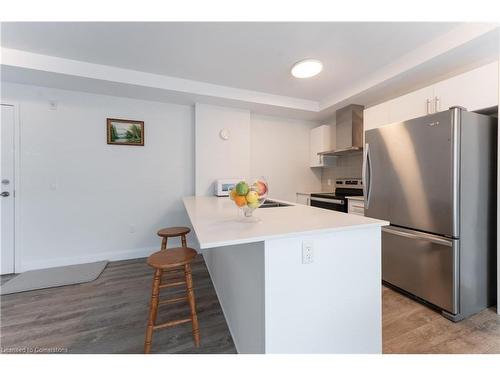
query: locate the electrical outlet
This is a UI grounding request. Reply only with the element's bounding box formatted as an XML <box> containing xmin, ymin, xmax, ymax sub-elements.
<box><xmin>302</xmin><ymin>241</ymin><xmax>314</xmax><ymax>264</ymax></box>
<box><xmin>129</xmin><ymin>224</ymin><xmax>136</xmax><ymax>234</ymax></box>
<box><xmin>327</xmin><ymin>179</ymin><xmax>332</xmax><ymax>186</ymax></box>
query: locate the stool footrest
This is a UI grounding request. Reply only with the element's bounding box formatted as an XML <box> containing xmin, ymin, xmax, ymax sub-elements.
<box><xmin>153</xmin><ymin>317</ymin><xmax>192</xmax><ymax>330</ymax></box>
<box><xmin>159</xmin><ymin>296</ymin><xmax>188</xmax><ymax>305</ymax></box>
<box><xmin>159</xmin><ymin>280</ymin><xmax>186</xmax><ymax>288</ymax></box>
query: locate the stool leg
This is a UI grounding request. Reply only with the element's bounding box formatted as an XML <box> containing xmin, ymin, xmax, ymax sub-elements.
<box><xmin>181</xmin><ymin>234</ymin><xmax>187</xmax><ymax>248</ymax></box>
<box><xmin>161</xmin><ymin>237</ymin><xmax>167</xmax><ymax>250</ymax></box>
<box><xmin>184</xmin><ymin>263</ymin><xmax>200</xmax><ymax>347</ymax></box>
<box><xmin>145</xmin><ymin>268</ymin><xmax>162</xmax><ymax>353</ymax></box>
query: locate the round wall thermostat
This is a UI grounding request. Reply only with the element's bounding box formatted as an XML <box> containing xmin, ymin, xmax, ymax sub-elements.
<box><xmin>219</xmin><ymin>129</ymin><xmax>230</xmax><ymax>140</ymax></box>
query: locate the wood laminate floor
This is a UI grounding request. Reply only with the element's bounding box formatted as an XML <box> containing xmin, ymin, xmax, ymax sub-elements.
<box><xmin>1</xmin><ymin>256</ymin><xmax>499</xmax><ymax>354</ymax></box>
<box><xmin>382</xmin><ymin>286</ymin><xmax>500</xmax><ymax>354</ymax></box>
<box><xmin>0</xmin><ymin>256</ymin><xmax>236</xmax><ymax>354</ymax></box>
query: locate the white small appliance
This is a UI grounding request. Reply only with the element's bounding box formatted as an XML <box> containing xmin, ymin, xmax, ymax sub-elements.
<box><xmin>215</xmin><ymin>179</ymin><xmax>242</xmax><ymax>197</ymax></box>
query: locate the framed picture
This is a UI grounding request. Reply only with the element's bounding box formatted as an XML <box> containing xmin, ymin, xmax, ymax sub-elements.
<box><xmin>107</xmin><ymin>118</ymin><xmax>144</xmax><ymax>146</ymax></box>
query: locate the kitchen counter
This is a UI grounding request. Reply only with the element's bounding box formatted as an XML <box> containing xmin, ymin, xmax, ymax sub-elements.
<box><xmin>183</xmin><ymin>196</ymin><xmax>386</xmax><ymax>249</ymax></box>
<box><xmin>296</xmin><ymin>191</ymin><xmax>330</xmax><ymax>195</ymax></box>
<box><xmin>183</xmin><ymin>196</ymin><xmax>388</xmax><ymax>354</ymax></box>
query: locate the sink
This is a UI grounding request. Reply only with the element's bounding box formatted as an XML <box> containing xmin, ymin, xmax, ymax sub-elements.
<box><xmin>260</xmin><ymin>199</ymin><xmax>292</xmax><ymax>208</ymax></box>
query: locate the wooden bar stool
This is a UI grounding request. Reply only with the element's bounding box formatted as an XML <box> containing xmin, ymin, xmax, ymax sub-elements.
<box><xmin>144</xmin><ymin>247</ymin><xmax>200</xmax><ymax>353</ymax></box>
<box><xmin>157</xmin><ymin>227</ymin><xmax>191</xmax><ymax>250</ymax></box>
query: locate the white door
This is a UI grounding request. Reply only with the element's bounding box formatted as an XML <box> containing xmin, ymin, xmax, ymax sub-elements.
<box><xmin>1</xmin><ymin>104</ymin><xmax>16</xmax><ymax>274</ymax></box>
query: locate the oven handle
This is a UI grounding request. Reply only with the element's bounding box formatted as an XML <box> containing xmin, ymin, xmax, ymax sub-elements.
<box><xmin>310</xmin><ymin>197</ymin><xmax>345</xmax><ymax>205</ymax></box>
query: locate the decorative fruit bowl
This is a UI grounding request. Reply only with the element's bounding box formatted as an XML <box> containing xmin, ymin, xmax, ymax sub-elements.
<box><xmin>229</xmin><ymin>178</ymin><xmax>268</xmax><ymax>221</ymax></box>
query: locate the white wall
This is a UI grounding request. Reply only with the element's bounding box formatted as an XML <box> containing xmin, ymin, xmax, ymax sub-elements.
<box><xmin>2</xmin><ymin>83</ymin><xmax>194</xmax><ymax>272</ymax></box>
<box><xmin>2</xmin><ymin>87</ymin><xmax>321</xmax><ymax>272</ymax></box>
<box><xmin>194</xmin><ymin>105</ymin><xmax>321</xmax><ymax>201</ymax></box>
<box><xmin>195</xmin><ymin>103</ymin><xmax>250</xmax><ymax>196</ymax></box>
<box><xmin>250</xmin><ymin>114</ymin><xmax>321</xmax><ymax>202</ymax></box>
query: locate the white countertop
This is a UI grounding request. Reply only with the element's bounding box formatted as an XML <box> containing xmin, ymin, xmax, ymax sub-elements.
<box><xmin>346</xmin><ymin>196</ymin><xmax>365</xmax><ymax>201</ymax></box>
<box><xmin>296</xmin><ymin>191</ymin><xmax>329</xmax><ymax>195</ymax></box>
<box><xmin>183</xmin><ymin>196</ymin><xmax>388</xmax><ymax>249</ymax></box>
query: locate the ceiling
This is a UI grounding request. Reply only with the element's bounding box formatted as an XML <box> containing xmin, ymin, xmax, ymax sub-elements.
<box><xmin>1</xmin><ymin>22</ymin><xmax>462</xmax><ymax>101</ymax></box>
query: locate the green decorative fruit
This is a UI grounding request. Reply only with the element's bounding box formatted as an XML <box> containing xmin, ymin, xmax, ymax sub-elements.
<box><xmin>235</xmin><ymin>181</ymin><xmax>249</xmax><ymax>196</ymax></box>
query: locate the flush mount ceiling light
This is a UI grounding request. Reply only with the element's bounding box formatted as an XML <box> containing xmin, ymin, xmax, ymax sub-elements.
<box><xmin>291</xmin><ymin>59</ymin><xmax>323</xmax><ymax>78</ymax></box>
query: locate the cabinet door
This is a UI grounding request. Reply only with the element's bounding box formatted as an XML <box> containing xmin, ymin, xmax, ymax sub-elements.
<box><xmin>309</xmin><ymin>125</ymin><xmax>330</xmax><ymax>167</ymax></box>
<box><xmin>348</xmin><ymin>200</ymin><xmax>365</xmax><ymax>216</ymax></box>
<box><xmin>433</xmin><ymin>61</ymin><xmax>499</xmax><ymax>112</ymax></box>
<box><xmin>388</xmin><ymin>86</ymin><xmax>434</xmax><ymax>124</ymax></box>
<box><xmin>364</xmin><ymin>103</ymin><xmax>389</xmax><ymax>131</ymax></box>
<box><xmin>296</xmin><ymin>193</ymin><xmax>310</xmax><ymax>205</ymax></box>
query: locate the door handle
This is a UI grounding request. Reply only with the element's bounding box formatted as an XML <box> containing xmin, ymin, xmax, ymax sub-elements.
<box><xmin>363</xmin><ymin>143</ymin><xmax>372</xmax><ymax>209</ymax></box>
<box><xmin>362</xmin><ymin>145</ymin><xmax>368</xmax><ymax>201</ymax></box>
<box><xmin>426</xmin><ymin>99</ymin><xmax>432</xmax><ymax>114</ymax></box>
<box><xmin>382</xmin><ymin>226</ymin><xmax>453</xmax><ymax>247</ymax></box>
<box><xmin>434</xmin><ymin>96</ymin><xmax>440</xmax><ymax>113</ymax></box>
<box><xmin>1</xmin><ymin>191</ymin><xmax>10</xmax><ymax>197</ymax></box>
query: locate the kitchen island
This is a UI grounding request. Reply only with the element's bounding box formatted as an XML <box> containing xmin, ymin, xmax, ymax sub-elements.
<box><xmin>183</xmin><ymin>196</ymin><xmax>388</xmax><ymax>354</ymax></box>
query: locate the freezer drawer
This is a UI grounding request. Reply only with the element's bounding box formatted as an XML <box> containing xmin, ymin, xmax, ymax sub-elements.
<box><xmin>382</xmin><ymin>226</ymin><xmax>458</xmax><ymax>314</ymax></box>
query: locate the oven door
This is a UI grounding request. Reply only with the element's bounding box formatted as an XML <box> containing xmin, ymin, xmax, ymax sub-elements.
<box><xmin>310</xmin><ymin>197</ymin><xmax>347</xmax><ymax>212</ymax></box>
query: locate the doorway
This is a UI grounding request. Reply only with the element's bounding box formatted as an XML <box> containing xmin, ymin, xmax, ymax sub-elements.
<box><xmin>1</xmin><ymin>104</ymin><xmax>16</xmax><ymax>274</ymax></box>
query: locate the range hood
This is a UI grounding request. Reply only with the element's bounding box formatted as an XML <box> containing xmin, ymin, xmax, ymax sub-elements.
<box><xmin>319</xmin><ymin>104</ymin><xmax>364</xmax><ymax>156</ymax></box>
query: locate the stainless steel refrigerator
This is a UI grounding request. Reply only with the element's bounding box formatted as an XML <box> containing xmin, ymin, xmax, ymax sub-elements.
<box><xmin>364</xmin><ymin>106</ymin><xmax>497</xmax><ymax>321</ymax></box>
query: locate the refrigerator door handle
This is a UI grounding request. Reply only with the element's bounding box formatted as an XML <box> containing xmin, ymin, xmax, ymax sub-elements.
<box><xmin>363</xmin><ymin>143</ymin><xmax>372</xmax><ymax>209</ymax></box>
<box><xmin>362</xmin><ymin>145</ymin><xmax>368</xmax><ymax>200</ymax></box>
<box><xmin>382</xmin><ymin>226</ymin><xmax>453</xmax><ymax>247</ymax></box>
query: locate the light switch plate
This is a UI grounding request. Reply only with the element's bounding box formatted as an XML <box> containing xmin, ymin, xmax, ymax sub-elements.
<box><xmin>302</xmin><ymin>240</ymin><xmax>314</xmax><ymax>264</ymax></box>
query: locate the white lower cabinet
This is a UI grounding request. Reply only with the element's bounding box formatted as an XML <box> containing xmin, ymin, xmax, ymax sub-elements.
<box><xmin>296</xmin><ymin>193</ymin><xmax>310</xmax><ymax>205</ymax></box>
<box><xmin>348</xmin><ymin>199</ymin><xmax>365</xmax><ymax>216</ymax></box>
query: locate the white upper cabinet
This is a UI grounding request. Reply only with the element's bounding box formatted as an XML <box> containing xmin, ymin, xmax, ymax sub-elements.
<box><xmin>433</xmin><ymin>61</ymin><xmax>499</xmax><ymax>112</ymax></box>
<box><xmin>364</xmin><ymin>102</ymin><xmax>389</xmax><ymax>131</ymax></box>
<box><xmin>310</xmin><ymin>124</ymin><xmax>331</xmax><ymax>167</ymax></box>
<box><xmin>364</xmin><ymin>61</ymin><xmax>499</xmax><ymax>131</ymax></box>
<box><xmin>387</xmin><ymin>86</ymin><xmax>434</xmax><ymax>124</ymax></box>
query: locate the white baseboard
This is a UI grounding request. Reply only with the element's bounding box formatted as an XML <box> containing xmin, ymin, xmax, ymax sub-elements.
<box><xmin>16</xmin><ymin>246</ymin><xmax>158</xmax><ymax>273</ymax></box>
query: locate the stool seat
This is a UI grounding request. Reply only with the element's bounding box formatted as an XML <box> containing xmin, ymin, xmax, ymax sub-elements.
<box><xmin>157</xmin><ymin>226</ymin><xmax>190</xmax><ymax>238</ymax></box>
<box><xmin>147</xmin><ymin>247</ymin><xmax>197</xmax><ymax>269</ymax></box>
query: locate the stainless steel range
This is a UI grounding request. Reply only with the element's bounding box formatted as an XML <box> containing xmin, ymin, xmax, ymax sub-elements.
<box><xmin>310</xmin><ymin>178</ymin><xmax>363</xmax><ymax>212</ymax></box>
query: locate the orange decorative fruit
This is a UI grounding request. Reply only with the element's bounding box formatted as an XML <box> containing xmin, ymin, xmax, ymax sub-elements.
<box><xmin>234</xmin><ymin>195</ymin><xmax>247</xmax><ymax>207</ymax></box>
<box><xmin>229</xmin><ymin>189</ymin><xmax>237</xmax><ymax>201</ymax></box>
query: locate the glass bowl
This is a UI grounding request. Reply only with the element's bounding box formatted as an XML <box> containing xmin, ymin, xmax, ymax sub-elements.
<box><xmin>229</xmin><ymin>177</ymin><xmax>268</xmax><ymax>222</ymax></box>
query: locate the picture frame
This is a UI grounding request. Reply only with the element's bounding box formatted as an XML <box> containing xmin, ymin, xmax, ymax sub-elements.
<box><xmin>107</xmin><ymin>118</ymin><xmax>144</xmax><ymax>146</ymax></box>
